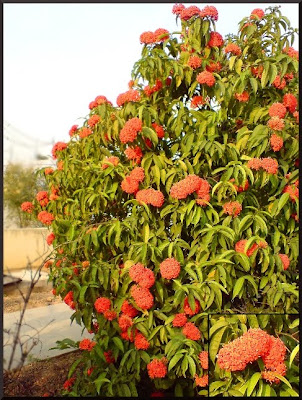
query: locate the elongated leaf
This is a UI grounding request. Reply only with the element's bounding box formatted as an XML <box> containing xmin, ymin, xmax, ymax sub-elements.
<box><xmin>210</xmin><ymin>326</ymin><xmax>227</xmax><ymax>364</ymax></box>
<box><xmin>289</xmin><ymin>344</ymin><xmax>299</xmax><ymax>367</ymax></box>
<box><xmin>247</xmin><ymin>372</ymin><xmax>261</xmax><ymax>396</ymax></box>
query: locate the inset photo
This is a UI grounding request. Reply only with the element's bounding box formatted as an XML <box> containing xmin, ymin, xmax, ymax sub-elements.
<box><xmin>209</xmin><ymin>314</ymin><xmax>299</xmax><ymax>397</ymax></box>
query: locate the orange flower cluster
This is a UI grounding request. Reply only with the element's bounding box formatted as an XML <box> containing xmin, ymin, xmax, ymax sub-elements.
<box><xmin>79</xmin><ymin>338</ymin><xmax>96</xmax><ymax>351</ymax></box>
<box><xmin>187</xmin><ymin>55</ymin><xmax>202</xmax><ymax>69</ymax></box>
<box><xmin>69</xmin><ymin>124</ymin><xmax>78</xmax><ymax>137</ymax></box>
<box><xmin>206</xmin><ymin>60</ymin><xmax>222</xmax><ymax>72</ymax></box>
<box><xmin>130</xmin><ymin>285</ymin><xmax>154</xmax><ymax>310</ymax></box>
<box><xmin>82</xmin><ymin>261</ymin><xmax>90</xmax><ymax>268</ymax></box>
<box><xmin>118</xmin><ymin>313</ymin><xmax>133</xmax><ymax>331</ymax></box>
<box><xmin>262</xmin><ymin>336</ymin><xmax>287</xmax><ymax>383</ymax></box>
<box><xmin>63</xmin><ymin>377</ymin><xmax>75</xmax><ymax>391</ymax></box>
<box><xmin>270</xmin><ymin>134</ymin><xmax>284</xmax><ymax>151</ymax></box>
<box><xmin>104</xmin><ymin>350</ymin><xmax>115</xmax><ymax>363</ymax></box>
<box><xmin>283</xmin><ymin>46</ymin><xmax>299</xmax><ymax>60</ymax></box>
<box><xmin>199</xmin><ymin>351</ymin><xmax>209</xmax><ymax>370</ymax></box>
<box><xmin>208</xmin><ymin>31</ymin><xmax>224</xmax><ymax>48</ymax></box>
<box><xmin>293</xmin><ymin>111</ymin><xmax>299</xmax><ymax>123</ymax></box>
<box><xmin>120</xmin><ymin>117</ymin><xmax>143</xmax><ymax>144</ymax></box>
<box><xmin>103</xmin><ymin>310</ymin><xmax>117</xmax><ymax>321</ymax></box>
<box><xmin>235</xmin><ymin>239</ymin><xmax>258</xmax><ymax>257</ymax></box>
<box><xmin>229</xmin><ymin>178</ymin><xmax>249</xmax><ymax>192</ymax></box>
<box><xmin>223</xmin><ymin>201</ymin><xmax>242</xmax><ymax>217</ymax></box>
<box><xmin>102</xmin><ymin>156</ymin><xmax>119</xmax><ymax>170</ymax></box>
<box><xmin>172</xmin><ymin>4</ymin><xmax>185</xmax><ymax>15</ymax></box>
<box><xmin>140</xmin><ymin>29</ymin><xmax>169</xmax><ymax>44</ymax></box>
<box><xmin>52</xmin><ymin>142</ymin><xmax>67</xmax><ymax>159</ymax></box>
<box><xmin>36</xmin><ymin>191</ymin><xmax>49</xmax><ymax>207</ymax></box>
<box><xmin>121</xmin><ymin>299</ymin><xmax>139</xmax><ymax>318</ymax></box>
<box><xmin>279</xmin><ymin>253</ymin><xmax>290</xmax><ymax>270</ymax></box>
<box><xmin>129</xmin><ymin>166</ymin><xmax>145</xmax><ymax>182</ymax></box>
<box><xmin>79</xmin><ymin>127</ymin><xmax>92</xmax><ymax>139</ymax></box>
<box><xmin>224</xmin><ymin>43</ymin><xmax>241</xmax><ymax>55</ymax></box>
<box><xmin>121</xmin><ymin>177</ymin><xmax>139</xmax><ymax>194</ymax></box>
<box><xmin>273</xmin><ymin>75</ymin><xmax>286</xmax><ymax>90</ymax></box>
<box><xmin>250</xmin><ymin>8</ymin><xmax>264</xmax><ymax>19</ymax></box>
<box><xmin>152</xmin><ymin>122</ymin><xmax>165</xmax><ymax>138</ymax></box>
<box><xmin>116</xmin><ymin>89</ymin><xmax>141</xmax><ymax>107</ymax></box>
<box><xmin>268</xmin><ymin>102</ymin><xmax>287</xmax><ymax>118</ymax></box>
<box><xmin>184</xmin><ymin>297</ymin><xmax>200</xmax><ymax>315</ymax></box>
<box><xmin>267</xmin><ymin>117</ymin><xmax>285</xmax><ymax>131</ymax></box>
<box><xmin>251</xmin><ymin>65</ymin><xmax>263</xmax><ymax>79</ymax></box>
<box><xmin>172</xmin><ymin>313</ymin><xmax>187</xmax><ymax>327</ymax></box>
<box><xmin>170</xmin><ymin>174</ymin><xmax>203</xmax><ymax>199</ymax></box>
<box><xmin>179</xmin><ymin>5</ymin><xmax>201</xmax><ymax>21</ymax></box>
<box><xmin>144</xmin><ymin>79</ymin><xmax>163</xmax><ymax>97</ymax></box>
<box><xmin>283</xmin><ymin>93</ymin><xmax>297</xmax><ymax>113</ymax></box>
<box><xmin>247</xmin><ymin>157</ymin><xmax>278</xmax><ymax>174</ymax></box>
<box><xmin>191</xmin><ymin>95</ymin><xmax>204</xmax><ymax>108</ymax></box>
<box><xmin>235</xmin><ymin>92</ymin><xmax>249</xmax><ymax>102</ymax></box>
<box><xmin>200</xmin><ymin>5</ymin><xmax>218</xmax><ymax>21</ymax></box>
<box><xmin>129</xmin><ymin>263</ymin><xmax>155</xmax><ymax>288</ymax></box>
<box><xmin>46</xmin><ymin>233</ymin><xmax>55</xmax><ymax>246</ymax></box>
<box><xmin>87</xmin><ymin>115</ymin><xmax>101</xmax><ymax>128</ymax></box>
<box><xmin>64</xmin><ymin>291</ymin><xmax>75</xmax><ymax>310</ymax></box>
<box><xmin>136</xmin><ymin>188</ymin><xmax>165</xmax><ymax>207</ymax></box>
<box><xmin>94</xmin><ymin>297</ymin><xmax>111</xmax><ymax>313</ymax></box>
<box><xmin>283</xmin><ymin>184</ymin><xmax>299</xmax><ymax>201</ymax></box>
<box><xmin>182</xmin><ymin>322</ymin><xmax>201</xmax><ymax>340</ymax></box>
<box><xmin>196</xmin><ymin>71</ymin><xmax>216</xmax><ymax>87</ymax></box>
<box><xmin>147</xmin><ymin>358</ymin><xmax>168</xmax><ymax>379</ymax></box>
<box><xmin>134</xmin><ymin>332</ymin><xmax>150</xmax><ymax>350</ymax></box>
<box><xmin>44</xmin><ymin>167</ymin><xmax>54</xmax><ymax>175</ymax></box>
<box><xmin>38</xmin><ymin>211</ymin><xmax>54</xmax><ymax>225</ymax></box>
<box><xmin>89</xmin><ymin>95</ymin><xmax>112</xmax><ymax>110</ymax></box>
<box><xmin>57</xmin><ymin>160</ymin><xmax>64</xmax><ymax>170</ymax></box>
<box><xmin>195</xmin><ymin>374</ymin><xmax>208</xmax><ymax>387</ymax></box>
<box><xmin>125</xmin><ymin>146</ymin><xmax>143</xmax><ymax>164</ymax></box>
<box><xmin>160</xmin><ymin>258</ymin><xmax>181</xmax><ymax>279</ymax></box>
<box><xmin>21</xmin><ymin>201</ymin><xmax>34</xmax><ymax>213</ymax></box>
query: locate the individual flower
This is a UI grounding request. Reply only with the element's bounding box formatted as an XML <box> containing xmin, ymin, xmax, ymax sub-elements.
<box><xmin>268</xmin><ymin>102</ymin><xmax>287</xmax><ymax>118</ymax></box>
<box><xmin>223</xmin><ymin>201</ymin><xmax>242</xmax><ymax>217</ymax></box>
<box><xmin>134</xmin><ymin>332</ymin><xmax>150</xmax><ymax>350</ymax></box>
<box><xmin>196</xmin><ymin>71</ymin><xmax>216</xmax><ymax>87</ymax></box>
<box><xmin>52</xmin><ymin>142</ymin><xmax>67</xmax><ymax>159</ymax></box>
<box><xmin>44</xmin><ymin>167</ymin><xmax>54</xmax><ymax>175</ymax></box>
<box><xmin>130</xmin><ymin>285</ymin><xmax>154</xmax><ymax>310</ymax></box>
<box><xmin>87</xmin><ymin>115</ymin><xmax>101</xmax><ymax>127</ymax></box>
<box><xmin>267</xmin><ymin>117</ymin><xmax>285</xmax><ymax>131</ymax></box>
<box><xmin>136</xmin><ymin>189</ymin><xmax>165</xmax><ymax>207</ymax></box>
<box><xmin>235</xmin><ymin>92</ymin><xmax>249</xmax><ymax>102</ymax></box>
<box><xmin>283</xmin><ymin>93</ymin><xmax>297</xmax><ymax>113</ymax></box>
<box><xmin>187</xmin><ymin>55</ymin><xmax>202</xmax><ymax>69</ymax></box>
<box><xmin>21</xmin><ymin>202</ymin><xmax>34</xmax><ymax>213</ymax></box>
<box><xmin>69</xmin><ymin>124</ymin><xmax>78</xmax><ymax>137</ymax></box>
<box><xmin>118</xmin><ymin>314</ymin><xmax>133</xmax><ymax>331</ymax></box>
<box><xmin>200</xmin><ymin>5</ymin><xmax>218</xmax><ymax>21</ymax></box>
<box><xmin>273</xmin><ymin>75</ymin><xmax>286</xmax><ymax>90</ymax></box>
<box><xmin>147</xmin><ymin>359</ymin><xmax>168</xmax><ymax>379</ymax></box>
<box><xmin>270</xmin><ymin>134</ymin><xmax>284</xmax><ymax>151</ymax></box>
<box><xmin>125</xmin><ymin>146</ymin><xmax>143</xmax><ymax>164</ymax></box>
<box><xmin>38</xmin><ymin>211</ymin><xmax>54</xmax><ymax>225</ymax></box>
<box><xmin>121</xmin><ymin>300</ymin><xmax>139</xmax><ymax>318</ymax></box>
<box><xmin>160</xmin><ymin>258</ymin><xmax>181</xmax><ymax>279</ymax></box>
<box><xmin>208</xmin><ymin>32</ymin><xmax>224</xmax><ymax>48</ymax></box>
<box><xmin>279</xmin><ymin>254</ymin><xmax>290</xmax><ymax>270</ymax></box>
<box><xmin>102</xmin><ymin>156</ymin><xmax>119</xmax><ymax>170</ymax></box>
<box><xmin>183</xmin><ymin>297</ymin><xmax>200</xmax><ymax>315</ymax></box>
<box><xmin>94</xmin><ymin>297</ymin><xmax>111</xmax><ymax>313</ymax></box>
<box><xmin>250</xmin><ymin>8</ymin><xmax>264</xmax><ymax>19</ymax></box>
<box><xmin>119</xmin><ymin>117</ymin><xmax>143</xmax><ymax>144</ymax></box>
<box><xmin>121</xmin><ymin>177</ymin><xmax>139</xmax><ymax>194</ymax></box>
<box><xmin>172</xmin><ymin>313</ymin><xmax>187</xmax><ymax>327</ymax></box>
<box><xmin>191</xmin><ymin>95</ymin><xmax>204</xmax><ymax>108</ymax></box>
<box><xmin>79</xmin><ymin>127</ymin><xmax>93</xmax><ymax>139</ymax></box>
<box><xmin>180</xmin><ymin>5</ymin><xmax>201</xmax><ymax>21</ymax></box>
<box><xmin>195</xmin><ymin>374</ymin><xmax>208</xmax><ymax>387</ymax></box>
<box><xmin>224</xmin><ymin>43</ymin><xmax>241</xmax><ymax>55</ymax></box>
<box><xmin>151</xmin><ymin>123</ymin><xmax>165</xmax><ymax>139</ymax></box>
<box><xmin>182</xmin><ymin>322</ymin><xmax>201</xmax><ymax>340</ymax></box>
<box><xmin>116</xmin><ymin>89</ymin><xmax>141</xmax><ymax>107</ymax></box>
<box><xmin>199</xmin><ymin>351</ymin><xmax>209</xmax><ymax>370</ymax></box>
<box><xmin>79</xmin><ymin>338</ymin><xmax>96</xmax><ymax>351</ymax></box>
<box><xmin>46</xmin><ymin>233</ymin><xmax>55</xmax><ymax>246</ymax></box>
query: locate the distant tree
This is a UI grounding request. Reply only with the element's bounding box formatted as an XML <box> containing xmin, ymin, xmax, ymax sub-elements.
<box><xmin>4</xmin><ymin>163</ymin><xmax>47</xmax><ymax>227</ymax></box>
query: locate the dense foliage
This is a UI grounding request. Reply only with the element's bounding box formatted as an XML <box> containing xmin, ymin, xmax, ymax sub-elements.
<box><xmin>22</xmin><ymin>4</ymin><xmax>298</xmax><ymax>397</ymax></box>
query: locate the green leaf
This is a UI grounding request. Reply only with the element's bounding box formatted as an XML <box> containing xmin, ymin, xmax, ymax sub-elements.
<box><xmin>250</xmin><ymin>77</ymin><xmax>258</xmax><ymax>94</ymax></box>
<box><xmin>168</xmin><ymin>353</ymin><xmax>184</xmax><ymax>371</ymax></box>
<box><xmin>247</xmin><ymin>372</ymin><xmax>261</xmax><ymax>396</ymax></box>
<box><xmin>229</xmin><ymin>55</ymin><xmax>237</xmax><ymax>71</ymax></box>
<box><xmin>187</xmin><ymin>356</ymin><xmax>196</xmax><ymax>378</ymax></box>
<box><xmin>276</xmin><ymin>193</ymin><xmax>290</xmax><ymax>214</ymax></box>
<box><xmin>289</xmin><ymin>344</ymin><xmax>299</xmax><ymax>368</ymax></box>
<box><xmin>273</xmin><ymin>374</ymin><xmax>292</xmax><ymax>388</ymax></box>
<box><xmin>210</xmin><ymin>326</ymin><xmax>227</xmax><ymax>364</ymax></box>
<box><xmin>232</xmin><ymin>277</ymin><xmax>245</xmax><ymax>299</ymax></box>
<box><xmin>112</xmin><ymin>337</ymin><xmax>124</xmax><ymax>352</ymax></box>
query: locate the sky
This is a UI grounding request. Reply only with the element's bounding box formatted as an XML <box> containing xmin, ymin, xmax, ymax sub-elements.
<box><xmin>3</xmin><ymin>2</ymin><xmax>299</xmax><ymax>163</ymax></box>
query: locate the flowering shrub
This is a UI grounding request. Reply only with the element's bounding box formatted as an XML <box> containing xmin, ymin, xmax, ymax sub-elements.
<box><xmin>22</xmin><ymin>3</ymin><xmax>298</xmax><ymax>397</ymax></box>
<box><xmin>209</xmin><ymin>314</ymin><xmax>299</xmax><ymax>397</ymax></box>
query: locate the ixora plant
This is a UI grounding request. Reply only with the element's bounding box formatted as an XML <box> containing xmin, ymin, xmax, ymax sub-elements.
<box><xmin>21</xmin><ymin>4</ymin><xmax>298</xmax><ymax>397</ymax></box>
<box><xmin>209</xmin><ymin>314</ymin><xmax>299</xmax><ymax>397</ymax></box>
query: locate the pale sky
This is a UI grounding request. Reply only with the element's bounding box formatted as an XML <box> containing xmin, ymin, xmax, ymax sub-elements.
<box><xmin>3</xmin><ymin>2</ymin><xmax>299</xmax><ymax>161</ymax></box>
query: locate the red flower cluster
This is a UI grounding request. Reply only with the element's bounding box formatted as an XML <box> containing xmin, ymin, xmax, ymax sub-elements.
<box><xmin>44</xmin><ymin>167</ymin><xmax>54</xmax><ymax>175</ymax></box>
<box><xmin>224</xmin><ymin>43</ymin><xmax>241</xmax><ymax>55</ymax></box>
<box><xmin>273</xmin><ymin>75</ymin><xmax>286</xmax><ymax>90</ymax></box>
<box><xmin>191</xmin><ymin>95</ymin><xmax>204</xmax><ymax>108</ymax></box>
<box><xmin>283</xmin><ymin>184</ymin><xmax>299</xmax><ymax>202</ymax></box>
<box><xmin>147</xmin><ymin>358</ymin><xmax>168</xmax><ymax>379</ymax></box>
<box><xmin>118</xmin><ymin>313</ymin><xmax>133</xmax><ymax>331</ymax></box>
<box><xmin>251</xmin><ymin>65</ymin><xmax>263</xmax><ymax>79</ymax></box>
<box><xmin>136</xmin><ymin>189</ymin><xmax>165</xmax><ymax>207</ymax></box>
<box><xmin>69</xmin><ymin>124</ymin><xmax>78</xmax><ymax>137</ymax></box>
<box><xmin>172</xmin><ymin>313</ymin><xmax>187</xmax><ymax>327</ymax></box>
<box><xmin>199</xmin><ymin>351</ymin><xmax>209</xmax><ymax>370</ymax></box>
<box><xmin>36</xmin><ymin>191</ymin><xmax>49</xmax><ymax>207</ymax></box>
<box><xmin>250</xmin><ymin>8</ymin><xmax>264</xmax><ymax>19</ymax></box>
<box><xmin>170</xmin><ymin>174</ymin><xmax>203</xmax><ymax>199</ymax></box>
<box><xmin>267</xmin><ymin>117</ymin><xmax>285</xmax><ymax>131</ymax></box>
<box><xmin>283</xmin><ymin>46</ymin><xmax>299</xmax><ymax>60</ymax></box>
<box><xmin>134</xmin><ymin>332</ymin><xmax>150</xmax><ymax>350</ymax></box>
<box><xmin>293</xmin><ymin>111</ymin><xmax>299</xmax><ymax>123</ymax></box>
<box><xmin>196</xmin><ymin>71</ymin><xmax>216</xmax><ymax>87</ymax></box>
<box><xmin>152</xmin><ymin>123</ymin><xmax>165</xmax><ymax>139</ymax></box>
<box><xmin>129</xmin><ymin>263</ymin><xmax>155</xmax><ymax>288</ymax></box>
<box><xmin>200</xmin><ymin>5</ymin><xmax>218</xmax><ymax>21</ymax></box>
<box><xmin>208</xmin><ymin>32</ymin><xmax>224</xmax><ymax>48</ymax></box>
<box><xmin>103</xmin><ymin>310</ymin><xmax>117</xmax><ymax>321</ymax></box>
<box><xmin>179</xmin><ymin>5</ymin><xmax>201</xmax><ymax>21</ymax></box>
<box><xmin>140</xmin><ymin>29</ymin><xmax>169</xmax><ymax>44</ymax></box>
<box><xmin>52</xmin><ymin>142</ymin><xmax>67</xmax><ymax>159</ymax></box>
<box><xmin>89</xmin><ymin>95</ymin><xmax>112</xmax><ymax>110</ymax></box>
<box><xmin>104</xmin><ymin>350</ymin><xmax>115</xmax><ymax>363</ymax></box>
<box><xmin>144</xmin><ymin>79</ymin><xmax>163</xmax><ymax>97</ymax></box>
<box><xmin>182</xmin><ymin>322</ymin><xmax>201</xmax><ymax>340</ymax></box>
<box><xmin>172</xmin><ymin>4</ymin><xmax>185</xmax><ymax>15</ymax></box>
<box><xmin>79</xmin><ymin>338</ymin><xmax>96</xmax><ymax>351</ymax></box>
<box><xmin>235</xmin><ymin>92</ymin><xmax>249</xmax><ymax>102</ymax></box>
<box><xmin>187</xmin><ymin>55</ymin><xmax>202</xmax><ymax>69</ymax></box>
<box><xmin>129</xmin><ymin>167</ymin><xmax>145</xmax><ymax>182</ymax></box>
<box><xmin>195</xmin><ymin>374</ymin><xmax>208</xmax><ymax>387</ymax></box>
<box><xmin>121</xmin><ymin>167</ymin><xmax>145</xmax><ymax>194</ymax></box>
<box><xmin>125</xmin><ymin>146</ymin><xmax>143</xmax><ymax>164</ymax></box>
<box><xmin>64</xmin><ymin>291</ymin><xmax>75</xmax><ymax>310</ymax></box>
<box><xmin>160</xmin><ymin>258</ymin><xmax>181</xmax><ymax>279</ymax></box>
<box><xmin>206</xmin><ymin>60</ymin><xmax>222</xmax><ymax>72</ymax></box>
<box><xmin>268</xmin><ymin>102</ymin><xmax>287</xmax><ymax>118</ymax></box>
<box><xmin>235</xmin><ymin>239</ymin><xmax>258</xmax><ymax>257</ymax></box>
<box><xmin>130</xmin><ymin>285</ymin><xmax>154</xmax><ymax>310</ymax></box>
<box><xmin>283</xmin><ymin>93</ymin><xmax>297</xmax><ymax>113</ymax></box>
<box><xmin>102</xmin><ymin>156</ymin><xmax>119</xmax><ymax>170</ymax></box>
<box><xmin>46</xmin><ymin>233</ymin><xmax>55</xmax><ymax>246</ymax></box>
<box><xmin>63</xmin><ymin>377</ymin><xmax>75</xmax><ymax>391</ymax></box>
<box><xmin>94</xmin><ymin>297</ymin><xmax>111</xmax><ymax>313</ymax></box>
<box><xmin>223</xmin><ymin>201</ymin><xmax>242</xmax><ymax>217</ymax></box>
<box><xmin>262</xmin><ymin>336</ymin><xmax>287</xmax><ymax>383</ymax></box>
<box><xmin>270</xmin><ymin>134</ymin><xmax>284</xmax><ymax>151</ymax></box>
<box><xmin>79</xmin><ymin>127</ymin><xmax>92</xmax><ymax>139</ymax></box>
<box><xmin>183</xmin><ymin>297</ymin><xmax>200</xmax><ymax>315</ymax></box>
<box><xmin>120</xmin><ymin>118</ymin><xmax>143</xmax><ymax>143</ymax></box>
<box><xmin>38</xmin><ymin>211</ymin><xmax>54</xmax><ymax>225</ymax></box>
<box><xmin>247</xmin><ymin>157</ymin><xmax>278</xmax><ymax>174</ymax></box>
<box><xmin>116</xmin><ymin>89</ymin><xmax>141</xmax><ymax>107</ymax></box>
<box><xmin>88</xmin><ymin>115</ymin><xmax>101</xmax><ymax>128</ymax></box>
<box><xmin>279</xmin><ymin>253</ymin><xmax>290</xmax><ymax>270</ymax></box>
<box><xmin>21</xmin><ymin>201</ymin><xmax>34</xmax><ymax>213</ymax></box>
<box><xmin>121</xmin><ymin>300</ymin><xmax>139</xmax><ymax>318</ymax></box>
<box><xmin>229</xmin><ymin>178</ymin><xmax>249</xmax><ymax>192</ymax></box>
<box><xmin>57</xmin><ymin>161</ymin><xmax>64</xmax><ymax>171</ymax></box>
